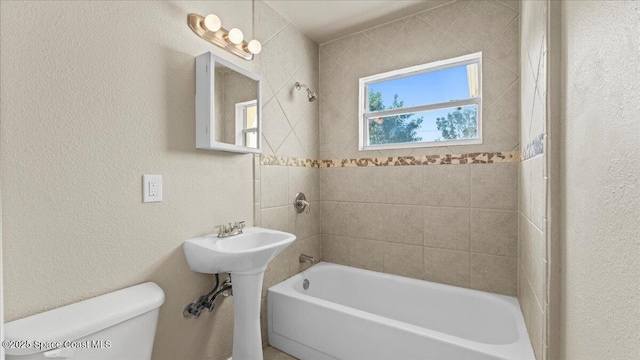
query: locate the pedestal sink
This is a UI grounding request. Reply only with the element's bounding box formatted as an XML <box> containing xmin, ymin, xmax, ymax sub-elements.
<box><xmin>183</xmin><ymin>227</ymin><xmax>296</xmax><ymax>360</ymax></box>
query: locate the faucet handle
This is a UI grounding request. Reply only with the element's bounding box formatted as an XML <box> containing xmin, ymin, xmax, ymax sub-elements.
<box><xmin>293</xmin><ymin>193</ymin><xmax>311</xmax><ymax>214</ymax></box>
<box><xmin>215</xmin><ymin>224</ymin><xmax>227</xmax><ymax>237</ymax></box>
<box><xmin>237</xmin><ymin>221</ymin><xmax>246</xmax><ymax>229</ymax></box>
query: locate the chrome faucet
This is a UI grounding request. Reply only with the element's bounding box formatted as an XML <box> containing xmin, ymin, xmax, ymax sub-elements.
<box><xmin>216</xmin><ymin>221</ymin><xmax>246</xmax><ymax>238</ymax></box>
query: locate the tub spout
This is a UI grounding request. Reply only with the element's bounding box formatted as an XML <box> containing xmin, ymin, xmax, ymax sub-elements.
<box><xmin>299</xmin><ymin>254</ymin><xmax>316</xmax><ymax>265</ymax></box>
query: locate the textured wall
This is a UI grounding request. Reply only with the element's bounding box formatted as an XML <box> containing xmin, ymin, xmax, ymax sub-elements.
<box><xmin>518</xmin><ymin>2</ymin><xmax>548</xmax><ymax>359</ymax></box>
<box><xmin>319</xmin><ymin>0</ymin><xmax>521</xmax><ymax>296</ymax></box>
<box><xmin>252</xmin><ymin>1</ymin><xmax>321</xmax><ymax>346</ymax></box>
<box><xmin>1</xmin><ymin>193</ymin><xmax>3</xmax><ymax>359</ymax></box>
<box><xmin>561</xmin><ymin>1</ymin><xmax>640</xmax><ymax>359</ymax></box>
<box><xmin>0</xmin><ymin>2</ymin><xmax>256</xmax><ymax>360</ymax></box>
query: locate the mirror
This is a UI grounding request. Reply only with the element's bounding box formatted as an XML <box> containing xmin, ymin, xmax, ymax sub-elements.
<box><xmin>214</xmin><ymin>63</ymin><xmax>259</xmax><ymax>149</ymax></box>
<box><xmin>195</xmin><ymin>52</ymin><xmax>262</xmax><ymax>153</ymax></box>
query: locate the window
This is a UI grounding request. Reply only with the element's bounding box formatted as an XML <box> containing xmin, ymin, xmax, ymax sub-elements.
<box><xmin>358</xmin><ymin>52</ymin><xmax>482</xmax><ymax>150</ymax></box>
<box><xmin>235</xmin><ymin>100</ymin><xmax>258</xmax><ymax>148</ymax></box>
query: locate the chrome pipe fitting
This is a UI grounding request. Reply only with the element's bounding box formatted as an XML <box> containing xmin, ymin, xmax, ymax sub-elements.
<box><xmin>183</xmin><ymin>273</ymin><xmax>233</xmax><ymax>319</ymax></box>
<box><xmin>299</xmin><ymin>254</ymin><xmax>316</xmax><ymax>265</ymax></box>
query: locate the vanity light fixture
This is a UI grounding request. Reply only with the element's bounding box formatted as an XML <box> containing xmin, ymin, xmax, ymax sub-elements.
<box><xmin>245</xmin><ymin>40</ymin><xmax>262</xmax><ymax>55</ymax></box>
<box><xmin>226</xmin><ymin>28</ymin><xmax>244</xmax><ymax>45</ymax></box>
<box><xmin>203</xmin><ymin>14</ymin><xmax>221</xmax><ymax>32</ymax></box>
<box><xmin>188</xmin><ymin>13</ymin><xmax>261</xmax><ymax>60</ymax></box>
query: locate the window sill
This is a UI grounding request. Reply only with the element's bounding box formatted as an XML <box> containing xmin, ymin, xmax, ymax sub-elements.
<box><xmin>360</xmin><ymin>138</ymin><xmax>483</xmax><ymax>151</ymax></box>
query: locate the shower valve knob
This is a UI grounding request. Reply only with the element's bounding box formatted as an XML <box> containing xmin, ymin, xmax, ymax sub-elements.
<box><xmin>294</xmin><ymin>193</ymin><xmax>310</xmax><ymax>214</ymax></box>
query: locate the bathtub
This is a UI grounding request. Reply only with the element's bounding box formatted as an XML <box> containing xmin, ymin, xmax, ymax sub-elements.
<box><xmin>268</xmin><ymin>262</ymin><xmax>535</xmax><ymax>360</ymax></box>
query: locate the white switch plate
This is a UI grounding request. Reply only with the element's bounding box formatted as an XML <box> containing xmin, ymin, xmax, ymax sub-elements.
<box><xmin>143</xmin><ymin>175</ymin><xmax>162</xmax><ymax>203</ymax></box>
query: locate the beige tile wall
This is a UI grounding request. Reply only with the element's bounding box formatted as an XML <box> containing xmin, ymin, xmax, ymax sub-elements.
<box><xmin>253</xmin><ymin>1</ymin><xmax>321</xmax><ymax>347</ymax></box>
<box><xmin>256</xmin><ymin>0</ymin><xmax>537</xmax><ymax>351</ymax></box>
<box><xmin>321</xmin><ymin>163</ymin><xmax>519</xmax><ymax>296</ymax></box>
<box><xmin>255</xmin><ymin>163</ymin><xmax>321</xmax><ymax>347</ymax></box>
<box><xmin>257</xmin><ymin>164</ymin><xmax>321</xmax><ymax>287</ymax></box>
<box><xmin>319</xmin><ymin>0</ymin><xmax>520</xmax><ymax>159</ymax></box>
<box><xmin>519</xmin><ymin>1</ymin><xmax>548</xmax><ymax>360</ymax></box>
<box><xmin>318</xmin><ymin>0</ymin><xmax>521</xmax><ymax>299</ymax></box>
<box><xmin>255</xmin><ymin>1</ymin><xmax>319</xmax><ymax>159</ymax></box>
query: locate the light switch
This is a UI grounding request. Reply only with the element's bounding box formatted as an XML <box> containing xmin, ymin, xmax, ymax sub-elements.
<box><xmin>143</xmin><ymin>175</ymin><xmax>162</xmax><ymax>203</ymax></box>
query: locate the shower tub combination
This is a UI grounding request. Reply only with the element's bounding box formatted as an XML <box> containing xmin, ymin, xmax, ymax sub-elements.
<box><xmin>268</xmin><ymin>262</ymin><xmax>535</xmax><ymax>360</ymax></box>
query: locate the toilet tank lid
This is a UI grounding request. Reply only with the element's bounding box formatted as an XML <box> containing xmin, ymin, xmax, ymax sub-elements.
<box><xmin>4</xmin><ymin>282</ymin><xmax>165</xmax><ymax>356</ymax></box>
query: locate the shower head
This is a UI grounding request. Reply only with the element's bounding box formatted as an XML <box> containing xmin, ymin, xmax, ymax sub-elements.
<box><xmin>295</xmin><ymin>82</ymin><xmax>318</xmax><ymax>102</ymax></box>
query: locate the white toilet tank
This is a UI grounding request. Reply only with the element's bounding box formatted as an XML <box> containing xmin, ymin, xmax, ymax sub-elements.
<box><xmin>4</xmin><ymin>282</ymin><xmax>165</xmax><ymax>360</ymax></box>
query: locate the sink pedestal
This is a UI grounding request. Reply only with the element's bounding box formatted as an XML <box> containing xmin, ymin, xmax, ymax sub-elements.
<box><xmin>183</xmin><ymin>227</ymin><xmax>296</xmax><ymax>360</ymax></box>
<box><xmin>231</xmin><ymin>271</ymin><xmax>265</xmax><ymax>360</ymax></box>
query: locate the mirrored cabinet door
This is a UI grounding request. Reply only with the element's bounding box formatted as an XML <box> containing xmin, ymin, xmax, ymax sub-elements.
<box><xmin>195</xmin><ymin>52</ymin><xmax>262</xmax><ymax>154</ymax></box>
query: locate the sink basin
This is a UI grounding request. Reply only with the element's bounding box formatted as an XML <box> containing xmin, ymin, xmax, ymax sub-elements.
<box><xmin>183</xmin><ymin>227</ymin><xmax>296</xmax><ymax>360</ymax></box>
<box><xmin>184</xmin><ymin>227</ymin><xmax>296</xmax><ymax>274</ymax></box>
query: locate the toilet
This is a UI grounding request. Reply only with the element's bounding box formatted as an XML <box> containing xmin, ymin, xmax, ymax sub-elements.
<box><xmin>4</xmin><ymin>282</ymin><xmax>165</xmax><ymax>360</ymax></box>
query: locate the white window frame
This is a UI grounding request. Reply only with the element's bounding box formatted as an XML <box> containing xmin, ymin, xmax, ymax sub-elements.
<box><xmin>358</xmin><ymin>52</ymin><xmax>483</xmax><ymax>151</ymax></box>
<box><xmin>235</xmin><ymin>100</ymin><xmax>258</xmax><ymax>147</ymax></box>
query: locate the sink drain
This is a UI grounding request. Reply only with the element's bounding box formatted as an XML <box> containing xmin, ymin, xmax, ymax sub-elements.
<box><xmin>303</xmin><ymin>279</ymin><xmax>310</xmax><ymax>290</ymax></box>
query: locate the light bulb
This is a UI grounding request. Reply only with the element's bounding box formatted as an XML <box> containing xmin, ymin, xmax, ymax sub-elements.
<box><xmin>227</xmin><ymin>28</ymin><xmax>244</xmax><ymax>45</ymax></box>
<box><xmin>203</xmin><ymin>14</ymin><xmax>221</xmax><ymax>32</ymax></box>
<box><xmin>246</xmin><ymin>40</ymin><xmax>262</xmax><ymax>54</ymax></box>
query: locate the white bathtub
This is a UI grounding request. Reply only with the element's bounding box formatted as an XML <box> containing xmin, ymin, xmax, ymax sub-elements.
<box><xmin>268</xmin><ymin>262</ymin><xmax>535</xmax><ymax>360</ymax></box>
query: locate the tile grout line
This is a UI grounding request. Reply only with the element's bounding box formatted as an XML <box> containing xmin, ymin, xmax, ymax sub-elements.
<box><xmin>422</xmin><ymin>165</ymin><xmax>426</xmax><ymax>280</ymax></box>
<box><xmin>321</xmin><ymin>233</ymin><xmax>519</xmax><ymax>260</ymax></box>
<box><xmin>485</xmin><ymin>14</ymin><xmax>521</xmax><ymax>65</ymax></box>
<box><xmin>319</xmin><ymin>199</ymin><xmax>518</xmax><ymax>212</ymax></box>
<box><xmin>468</xmin><ymin>160</ymin><xmax>472</xmax><ymax>284</ymax></box>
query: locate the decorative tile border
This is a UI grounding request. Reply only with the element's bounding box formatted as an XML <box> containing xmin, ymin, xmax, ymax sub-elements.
<box><xmin>320</xmin><ymin>156</ymin><xmax>421</xmax><ymax>168</ymax></box>
<box><xmin>260</xmin><ymin>151</ymin><xmax>520</xmax><ymax>168</ymax></box>
<box><xmin>320</xmin><ymin>151</ymin><xmax>520</xmax><ymax>167</ymax></box>
<box><xmin>260</xmin><ymin>155</ymin><xmax>320</xmax><ymax>168</ymax></box>
<box><xmin>522</xmin><ymin>133</ymin><xmax>544</xmax><ymax>161</ymax></box>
